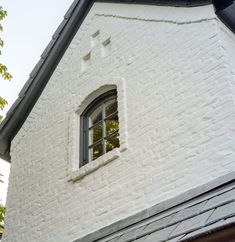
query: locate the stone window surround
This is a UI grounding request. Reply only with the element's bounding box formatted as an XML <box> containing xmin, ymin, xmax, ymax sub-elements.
<box><xmin>68</xmin><ymin>77</ymin><xmax>128</xmax><ymax>182</ymax></box>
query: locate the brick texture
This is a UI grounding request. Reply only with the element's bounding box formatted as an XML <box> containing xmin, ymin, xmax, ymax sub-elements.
<box><xmin>3</xmin><ymin>3</ymin><xmax>235</xmax><ymax>242</ymax></box>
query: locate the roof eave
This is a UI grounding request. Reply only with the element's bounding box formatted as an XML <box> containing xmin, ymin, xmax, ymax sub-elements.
<box><xmin>98</xmin><ymin>0</ymin><xmax>211</xmax><ymax>7</ymax></box>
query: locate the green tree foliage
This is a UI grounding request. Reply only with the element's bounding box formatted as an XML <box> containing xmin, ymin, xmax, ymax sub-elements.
<box><xmin>0</xmin><ymin>6</ymin><xmax>12</xmax><ymax>122</ymax></box>
<box><xmin>0</xmin><ymin>175</ymin><xmax>6</xmax><ymax>237</ymax></box>
<box><xmin>0</xmin><ymin>6</ymin><xmax>10</xmax><ymax>237</ymax></box>
<box><xmin>0</xmin><ymin>174</ymin><xmax>6</xmax><ymax>237</ymax></box>
<box><xmin>0</xmin><ymin>204</ymin><xmax>5</xmax><ymax>235</ymax></box>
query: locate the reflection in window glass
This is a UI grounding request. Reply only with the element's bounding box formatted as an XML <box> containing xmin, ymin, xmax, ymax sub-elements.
<box><xmin>90</xmin><ymin>142</ymin><xmax>103</xmax><ymax>161</ymax></box>
<box><xmin>106</xmin><ymin>99</ymin><xmax>118</xmax><ymax>117</ymax></box>
<box><xmin>106</xmin><ymin>134</ymin><xmax>119</xmax><ymax>152</ymax></box>
<box><xmin>89</xmin><ymin>124</ymin><xmax>102</xmax><ymax>145</ymax></box>
<box><xmin>81</xmin><ymin>90</ymin><xmax>120</xmax><ymax>166</ymax></box>
<box><xmin>89</xmin><ymin>105</ymin><xmax>102</xmax><ymax>127</ymax></box>
<box><xmin>105</xmin><ymin>114</ymin><xmax>119</xmax><ymax>136</ymax></box>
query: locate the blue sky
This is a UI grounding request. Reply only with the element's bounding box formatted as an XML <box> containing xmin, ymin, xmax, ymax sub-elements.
<box><xmin>0</xmin><ymin>0</ymin><xmax>74</xmax><ymax>204</ymax></box>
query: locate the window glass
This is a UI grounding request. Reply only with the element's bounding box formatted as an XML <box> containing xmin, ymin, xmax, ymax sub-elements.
<box><xmin>105</xmin><ymin>99</ymin><xmax>118</xmax><ymax>117</ymax></box>
<box><xmin>105</xmin><ymin>113</ymin><xmax>119</xmax><ymax>136</ymax></box>
<box><xmin>81</xmin><ymin>90</ymin><xmax>119</xmax><ymax>166</ymax></box>
<box><xmin>89</xmin><ymin>142</ymin><xmax>103</xmax><ymax>161</ymax></box>
<box><xmin>89</xmin><ymin>124</ymin><xmax>102</xmax><ymax>145</ymax></box>
<box><xmin>106</xmin><ymin>134</ymin><xmax>119</xmax><ymax>152</ymax></box>
<box><xmin>89</xmin><ymin>105</ymin><xmax>102</xmax><ymax>127</ymax></box>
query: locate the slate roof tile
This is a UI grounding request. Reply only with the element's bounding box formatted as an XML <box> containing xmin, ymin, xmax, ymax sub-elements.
<box><xmin>206</xmin><ymin>201</ymin><xmax>235</xmax><ymax>225</ymax></box>
<box><xmin>40</xmin><ymin>39</ymin><xmax>57</xmax><ymax>59</ymax></box>
<box><xmin>144</xmin><ymin>224</ymin><xmax>178</xmax><ymax>242</ymax></box>
<box><xmin>143</xmin><ymin>215</ymin><xmax>173</xmax><ymax>235</ymax></box>
<box><xmin>224</xmin><ymin>215</ymin><xmax>235</xmax><ymax>225</ymax></box>
<box><xmin>118</xmin><ymin>225</ymin><xmax>146</xmax><ymax>242</ymax></box>
<box><xmin>134</xmin><ymin>235</ymin><xmax>148</xmax><ymax>242</ymax></box>
<box><xmin>108</xmin><ymin>237</ymin><xmax>121</xmax><ymax>242</ymax></box>
<box><xmin>29</xmin><ymin>58</ymin><xmax>45</xmax><ymax>79</ymax></box>
<box><xmin>52</xmin><ymin>19</ymin><xmax>68</xmax><ymax>40</ymax></box>
<box><xmin>170</xmin><ymin>210</ymin><xmax>214</xmax><ymax>238</ymax></box>
<box><xmin>64</xmin><ymin>0</ymin><xmax>80</xmax><ymax>19</ymax></box>
<box><xmin>73</xmin><ymin>177</ymin><xmax>235</xmax><ymax>242</ymax></box>
<box><xmin>180</xmin><ymin>220</ymin><xmax>224</xmax><ymax>241</ymax></box>
<box><xmin>18</xmin><ymin>77</ymin><xmax>34</xmax><ymax>98</ymax></box>
<box><xmin>168</xmin><ymin>201</ymin><xmax>207</xmax><ymax>225</ymax></box>
<box><xmin>203</xmin><ymin>188</ymin><xmax>235</xmax><ymax>211</ymax></box>
<box><xmin>5</xmin><ymin>98</ymin><xmax>22</xmax><ymax>117</ymax></box>
<box><xmin>167</xmin><ymin>235</ymin><xmax>185</xmax><ymax>242</ymax></box>
<box><xmin>97</xmin><ymin>234</ymin><xmax>121</xmax><ymax>242</ymax></box>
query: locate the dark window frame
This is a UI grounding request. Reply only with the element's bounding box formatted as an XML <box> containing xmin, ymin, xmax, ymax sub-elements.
<box><xmin>80</xmin><ymin>89</ymin><xmax>119</xmax><ymax>167</ymax></box>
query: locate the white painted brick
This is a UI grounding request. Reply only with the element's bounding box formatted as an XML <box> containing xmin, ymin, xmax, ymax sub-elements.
<box><xmin>3</xmin><ymin>3</ymin><xmax>235</xmax><ymax>242</ymax></box>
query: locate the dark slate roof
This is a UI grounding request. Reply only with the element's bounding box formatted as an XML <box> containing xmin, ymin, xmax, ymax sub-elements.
<box><xmin>73</xmin><ymin>173</ymin><xmax>235</xmax><ymax>242</ymax></box>
<box><xmin>1</xmin><ymin>0</ymin><xmax>235</xmax><ymax>162</ymax></box>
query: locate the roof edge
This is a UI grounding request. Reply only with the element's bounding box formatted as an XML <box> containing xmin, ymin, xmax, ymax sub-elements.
<box><xmin>73</xmin><ymin>172</ymin><xmax>235</xmax><ymax>242</ymax></box>
<box><xmin>0</xmin><ymin>0</ymin><xmax>233</xmax><ymax>162</ymax></box>
<box><xmin>97</xmin><ymin>0</ymin><xmax>211</xmax><ymax>7</ymax></box>
<box><xmin>0</xmin><ymin>0</ymin><xmax>95</xmax><ymax>161</ymax></box>
<box><xmin>213</xmin><ymin>0</ymin><xmax>235</xmax><ymax>33</ymax></box>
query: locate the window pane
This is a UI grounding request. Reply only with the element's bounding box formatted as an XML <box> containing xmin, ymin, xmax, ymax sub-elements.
<box><xmin>105</xmin><ymin>99</ymin><xmax>118</xmax><ymax>117</ymax></box>
<box><xmin>90</xmin><ymin>142</ymin><xmax>103</xmax><ymax>161</ymax></box>
<box><xmin>106</xmin><ymin>134</ymin><xmax>120</xmax><ymax>152</ymax></box>
<box><xmin>89</xmin><ymin>124</ymin><xmax>102</xmax><ymax>145</ymax></box>
<box><xmin>89</xmin><ymin>105</ymin><xmax>102</xmax><ymax>127</ymax></box>
<box><xmin>81</xmin><ymin>90</ymin><xmax>119</xmax><ymax>166</ymax></box>
<box><xmin>105</xmin><ymin>113</ymin><xmax>119</xmax><ymax>136</ymax></box>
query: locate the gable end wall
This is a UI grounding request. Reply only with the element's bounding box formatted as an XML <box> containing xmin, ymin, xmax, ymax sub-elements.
<box><xmin>3</xmin><ymin>3</ymin><xmax>235</xmax><ymax>242</ymax></box>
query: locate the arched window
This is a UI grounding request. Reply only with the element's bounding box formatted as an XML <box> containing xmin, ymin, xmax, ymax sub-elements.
<box><xmin>80</xmin><ymin>90</ymin><xmax>119</xmax><ymax>166</ymax></box>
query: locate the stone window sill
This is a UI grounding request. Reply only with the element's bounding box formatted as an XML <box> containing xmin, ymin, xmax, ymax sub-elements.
<box><xmin>68</xmin><ymin>148</ymin><xmax>121</xmax><ymax>182</ymax></box>
<box><xmin>67</xmin><ymin>77</ymin><xmax>127</xmax><ymax>182</ymax></box>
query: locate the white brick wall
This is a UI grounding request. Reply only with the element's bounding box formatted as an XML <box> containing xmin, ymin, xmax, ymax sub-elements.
<box><xmin>3</xmin><ymin>3</ymin><xmax>235</xmax><ymax>242</ymax></box>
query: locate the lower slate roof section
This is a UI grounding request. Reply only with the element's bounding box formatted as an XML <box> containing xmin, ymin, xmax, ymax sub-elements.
<box><xmin>73</xmin><ymin>172</ymin><xmax>235</xmax><ymax>242</ymax></box>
